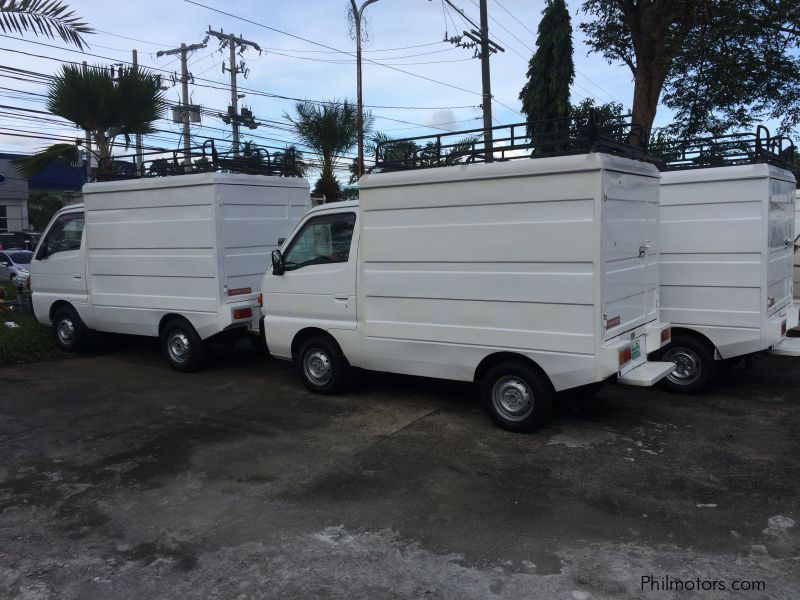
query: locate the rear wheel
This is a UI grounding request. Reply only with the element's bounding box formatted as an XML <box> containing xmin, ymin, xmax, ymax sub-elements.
<box><xmin>297</xmin><ymin>336</ymin><xmax>347</xmax><ymax>394</ymax></box>
<box><xmin>52</xmin><ymin>305</ymin><xmax>91</xmax><ymax>352</ymax></box>
<box><xmin>161</xmin><ymin>318</ymin><xmax>207</xmax><ymax>372</ymax></box>
<box><xmin>481</xmin><ymin>361</ymin><xmax>554</xmax><ymax>433</ymax></box>
<box><xmin>660</xmin><ymin>334</ymin><xmax>718</xmax><ymax>394</ymax></box>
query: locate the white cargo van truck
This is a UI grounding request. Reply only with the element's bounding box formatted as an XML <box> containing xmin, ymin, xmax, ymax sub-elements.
<box><xmin>656</xmin><ymin>134</ymin><xmax>799</xmax><ymax>393</ymax></box>
<box><xmin>794</xmin><ymin>189</ymin><xmax>800</xmax><ymax>304</ymax></box>
<box><xmin>30</xmin><ymin>172</ymin><xmax>309</xmax><ymax>371</ymax></box>
<box><xmin>260</xmin><ymin>120</ymin><xmax>674</xmax><ymax>432</ymax></box>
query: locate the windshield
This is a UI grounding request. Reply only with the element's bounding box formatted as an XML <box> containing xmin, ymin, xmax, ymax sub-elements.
<box><xmin>8</xmin><ymin>251</ymin><xmax>32</xmax><ymax>264</ymax></box>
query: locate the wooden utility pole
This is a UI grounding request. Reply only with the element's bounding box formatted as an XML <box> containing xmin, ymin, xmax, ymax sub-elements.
<box><xmin>157</xmin><ymin>41</ymin><xmax>206</xmax><ymax>166</ymax></box>
<box><xmin>206</xmin><ymin>28</ymin><xmax>261</xmax><ymax>158</ymax></box>
<box><xmin>478</xmin><ymin>0</ymin><xmax>493</xmax><ymax>160</ymax></box>
<box><xmin>81</xmin><ymin>61</ymin><xmax>92</xmax><ymax>182</ymax></box>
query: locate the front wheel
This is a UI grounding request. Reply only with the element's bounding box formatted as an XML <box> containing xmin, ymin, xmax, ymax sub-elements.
<box><xmin>297</xmin><ymin>336</ymin><xmax>347</xmax><ymax>394</ymax></box>
<box><xmin>481</xmin><ymin>362</ymin><xmax>554</xmax><ymax>433</ymax></box>
<box><xmin>52</xmin><ymin>304</ymin><xmax>91</xmax><ymax>352</ymax></box>
<box><xmin>161</xmin><ymin>319</ymin><xmax>207</xmax><ymax>372</ymax></box>
<box><xmin>659</xmin><ymin>334</ymin><xmax>718</xmax><ymax>395</ymax></box>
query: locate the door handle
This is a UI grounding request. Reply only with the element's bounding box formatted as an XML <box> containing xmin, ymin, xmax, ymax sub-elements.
<box><xmin>334</xmin><ymin>293</ymin><xmax>348</xmax><ymax>301</ymax></box>
<box><xmin>72</xmin><ymin>273</ymin><xmax>82</xmax><ymax>279</ymax></box>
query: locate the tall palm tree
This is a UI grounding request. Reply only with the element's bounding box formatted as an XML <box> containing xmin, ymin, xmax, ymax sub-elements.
<box><xmin>285</xmin><ymin>99</ymin><xmax>371</xmax><ymax>202</ymax></box>
<box><xmin>16</xmin><ymin>64</ymin><xmax>166</xmax><ymax>179</ymax></box>
<box><xmin>0</xmin><ymin>0</ymin><xmax>93</xmax><ymax>49</ymax></box>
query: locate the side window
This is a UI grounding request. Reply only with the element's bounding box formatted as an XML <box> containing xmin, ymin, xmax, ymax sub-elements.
<box><xmin>0</xmin><ymin>252</ymin><xmax>8</xmax><ymax>265</ymax></box>
<box><xmin>283</xmin><ymin>212</ymin><xmax>356</xmax><ymax>271</ymax></box>
<box><xmin>39</xmin><ymin>212</ymin><xmax>85</xmax><ymax>258</ymax></box>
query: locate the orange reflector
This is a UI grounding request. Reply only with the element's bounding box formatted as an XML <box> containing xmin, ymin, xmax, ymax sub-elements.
<box><xmin>618</xmin><ymin>346</ymin><xmax>632</xmax><ymax>366</ymax></box>
<box><xmin>227</xmin><ymin>287</ymin><xmax>252</xmax><ymax>297</ymax></box>
<box><xmin>257</xmin><ymin>293</ymin><xmax>263</xmax><ymax>307</ymax></box>
<box><xmin>606</xmin><ymin>315</ymin><xmax>621</xmax><ymax>330</ymax></box>
<box><xmin>661</xmin><ymin>327</ymin><xmax>671</xmax><ymax>343</ymax></box>
<box><xmin>233</xmin><ymin>307</ymin><xmax>253</xmax><ymax>320</ymax></box>
<box><xmin>781</xmin><ymin>320</ymin><xmax>787</xmax><ymax>336</ymax></box>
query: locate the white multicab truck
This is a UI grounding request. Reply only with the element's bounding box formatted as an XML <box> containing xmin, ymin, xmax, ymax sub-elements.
<box><xmin>260</xmin><ymin>122</ymin><xmax>674</xmax><ymax>432</ymax></box>
<box><xmin>30</xmin><ymin>172</ymin><xmax>309</xmax><ymax>371</ymax></box>
<box><xmin>794</xmin><ymin>189</ymin><xmax>800</xmax><ymax>304</ymax></box>
<box><xmin>655</xmin><ymin>135</ymin><xmax>799</xmax><ymax>393</ymax></box>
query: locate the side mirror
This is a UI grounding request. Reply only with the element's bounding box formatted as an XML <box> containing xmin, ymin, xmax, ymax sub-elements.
<box><xmin>271</xmin><ymin>249</ymin><xmax>285</xmax><ymax>276</ymax></box>
<box><xmin>0</xmin><ymin>262</ymin><xmax>8</xmax><ymax>267</ymax></box>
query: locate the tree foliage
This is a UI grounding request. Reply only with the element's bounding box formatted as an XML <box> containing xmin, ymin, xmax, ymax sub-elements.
<box><xmin>16</xmin><ymin>64</ymin><xmax>165</xmax><ymax>179</ymax></box>
<box><xmin>27</xmin><ymin>191</ymin><xmax>62</xmax><ymax>231</ymax></box>
<box><xmin>286</xmin><ymin>99</ymin><xmax>370</xmax><ymax>202</ymax></box>
<box><xmin>0</xmin><ymin>0</ymin><xmax>92</xmax><ymax>49</ymax></box>
<box><xmin>520</xmin><ymin>0</ymin><xmax>574</xmax><ymax>137</ymax></box>
<box><xmin>580</xmin><ymin>0</ymin><xmax>800</xmax><ymax>139</ymax></box>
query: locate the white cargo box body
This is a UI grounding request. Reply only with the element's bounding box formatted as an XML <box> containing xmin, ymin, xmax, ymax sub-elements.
<box><xmin>82</xmin><ymin>172</ymin><xmax>309</xmax><ymax>339</ymax></box>
<box><xmin>659</xmin><ymin>164</ymin><xmax>798</xmax><ymax>359</ymax></box>
<box><xmin>355</xmin><ymin>153</ymin><xmax>670</xmax><ymax>390</ymax></box>
<box><xmin>794</xmin><ymin>189</ymin><xmax>800</xmax><ymax>302</ymax></box>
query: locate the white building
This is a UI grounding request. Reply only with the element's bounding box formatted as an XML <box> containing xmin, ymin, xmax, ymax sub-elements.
<box><xmin>0</xmin><ymin>156</ymin><xmax>30</xmax><ymax>231</ymax></box>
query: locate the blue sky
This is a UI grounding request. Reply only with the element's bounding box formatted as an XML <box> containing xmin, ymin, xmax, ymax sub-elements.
<box><xmin>0</xmin><ymin>0</ymin><xmax>662</xmax><ymax>174</ymax></box>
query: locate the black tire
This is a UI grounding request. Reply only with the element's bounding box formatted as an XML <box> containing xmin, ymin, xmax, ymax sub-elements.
<box><xmin>481</xmin><ymin>361</ymin><xmax>554</xmax><ymax>433</ymax></box>
<box><xmin>161</xmin><ymin>318</ymin><xmax>207</xmax><ymax>372</ymax></box>
<box><xmin>296</xmin><ymin>336</ymin><xmax>347</xmax><ymax>394</ymax></box>
<box><xmin>52</xmin><ymin>304</ymin><xmax>91</xmax><ymax>352</ymax></box>
<box><xmin>659</xmin><ymin>333</ymin><xmax>718</xmax><ymax>395</ymax></box>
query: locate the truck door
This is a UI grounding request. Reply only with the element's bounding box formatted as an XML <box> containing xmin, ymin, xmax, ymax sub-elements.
<box><xmin>264</xmin><ymin>210</ymin><xmax>358</xmax><ymax>355</ymax></box>
<box><xmin>30</xmin><ymin>210</ymin><xmax>88</xmax><ymax>323</ymax></box>
<box><xmin>767</xmin><ymin>177</ymin><xmax>795</xmax><ymax>315</ymax></box>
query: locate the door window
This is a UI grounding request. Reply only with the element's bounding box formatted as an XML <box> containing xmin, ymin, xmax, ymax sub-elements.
<box><xmin>39</xmin><ymin>212</ymin><xmax>85</xmax><ymax>258</ymax></box>
<box><xmin>283</xmin><ymin>212</ymin><xmax>356</xmax><ymax>271</ymax></box>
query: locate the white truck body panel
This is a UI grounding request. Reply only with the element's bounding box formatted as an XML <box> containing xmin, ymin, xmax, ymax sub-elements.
<box><xmin>32</xmin><ymin>172</ymin><xmax>308</xmax><ymax>340</ymax></box>
<box><xmin>659</xmin><ymin>164</ymin><xmax>797</xmax><ymax>359</ymax></box>
<box><xmin>263</xmin><ymin>154</ymin><xmax>671</xmax><ymax>392</ymax></box>
<box><xmin>794</xmin><ymin>189</ymin><xmax>800</xmax><ymax>302</ymax></box>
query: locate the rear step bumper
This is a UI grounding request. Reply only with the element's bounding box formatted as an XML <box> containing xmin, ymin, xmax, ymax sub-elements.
<box><xmin>618</xmin><ymin>361</ymin><xmax>676</xmax><ymax>387</ymax></box>
<box><xmin>767</xmin><ymin>337</ymin><xmax>800</xmax><ymax>357</ymax></box>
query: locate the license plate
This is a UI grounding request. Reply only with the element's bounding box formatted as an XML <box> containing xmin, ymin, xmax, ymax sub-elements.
<box><xmin>631</xmin><ymin>340</ymin><xmax>641</xmax><ymax>360</ymax></box>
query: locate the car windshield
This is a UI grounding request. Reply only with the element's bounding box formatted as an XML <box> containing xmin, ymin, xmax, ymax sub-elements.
<box><xmin>8</xmin><ymin>251</ymin><xmax>32</xmax><ymax>264</ymax></box>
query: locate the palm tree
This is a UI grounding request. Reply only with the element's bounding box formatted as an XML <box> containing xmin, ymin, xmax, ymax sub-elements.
<box><xmin>16</xmin><ymin>64</ymin><xmax>166</xmax><ymax>179</ymax></box>
<box><xmin>285</xmin><ymin>99</ymin><xmax>371</xmax><ymax>202</ymax></box>
<box><xmin>0</xmin><ymin>0</ymin><xmax>93</xmax><ymax>49</ymax></box>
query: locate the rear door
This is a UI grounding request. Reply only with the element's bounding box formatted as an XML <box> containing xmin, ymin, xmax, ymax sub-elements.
<box><xmin>767</xmin><ymin>175</ymin><xmax>795</xmax><ymax>314</ymax></box>
<box><xmin>601</xmin><ymin>170</ymin><xmax>660</xmax><ymax>339</ymax></box>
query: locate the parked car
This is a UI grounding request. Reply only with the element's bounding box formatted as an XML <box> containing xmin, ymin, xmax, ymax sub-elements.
<box><xmin>260</xmin><ymin>120</ymin><xmax>674</xmax><ymax>433</ymax></box>
<box><xmin>0</xmin><ymin>231</ymin><xmax>40</xmax><ymax>251</ymax></box>
<box><xmin>30</xmin><ymin>172</ymin><xmax>310</xmax><ymax>370</ymax></box>
<box><xmin>0</xmin><ymin>249</ymin><xmax>33</xmax><ymax>282</ymax></box>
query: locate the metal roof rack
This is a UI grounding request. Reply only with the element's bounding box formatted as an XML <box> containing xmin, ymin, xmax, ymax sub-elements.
<box><xmin>97</xmin><ymin>140</ymin><xmax>303</xmax><ymax>181</ymax></box>
<box><xmin>372</xmin><ymin>110</ymin><xmax>648</xmax><ymax>172</ymax></box>
<box><xmin>650</xmin><ymin>126</ymin><xmax>797</xmax><ymax>172</ymax></box>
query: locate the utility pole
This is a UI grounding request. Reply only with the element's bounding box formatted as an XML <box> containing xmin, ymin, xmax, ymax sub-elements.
<box><xmin>206</xmin><ymin>28</ymin><xmax>261</xmax><ymax>157</ymax></box>
<box><xmin>350</xmin><ymin>0</ymin><xmax>380</xmax><ymax>179</ymax></box>
<box><xmin>478</xmin><ymin>0</ymin><xmax>493</xmax><ymax>160</ymax></box>
<box><xmin>81</xmin><ymin>61</ymin><xmax>92</xmax><ymax>182</ymax></box>
<box><xmin>157</xmin><ymin>41</ymin><xmax>206</xmax><ymax>166</ymax></box>
<box><xmin>132</xmin><ymin>49</ymin><xmax>143</xmax><ymax>175</ymax></box>
<box><xmin>443</xmin><ymin>0</ymin><xmax>504</xmax><ymax>162</ymax></box>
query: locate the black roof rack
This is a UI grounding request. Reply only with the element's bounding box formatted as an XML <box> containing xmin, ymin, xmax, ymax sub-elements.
<box><xmin>372</xmin><ymin>110</ymin><xmax>648</xmax><ymax>172</ymax></box>
<box><xmin>96</xmin><ymin>140</ymin><xmax>303</xmax><ymax>181</ymax></box>
<box><xmin>650</xmin><ymin>126</ymin><xmax>797</xmax><ymax>172</ymax></box>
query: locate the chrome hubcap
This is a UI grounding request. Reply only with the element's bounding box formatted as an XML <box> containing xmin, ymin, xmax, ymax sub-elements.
<box><xmin>168</xmin><ymin>332</ymin><xmax>191</xmax><ymax>364</ymax></box>
<box><xmin>304</xmin><ymin>349</ymin><xmax>332</xmax><ymax>386</ymax></box>
<box><xmin>57</xmin><ymin>318</ymin><xmax>75</xmax><ymax>345</ymax></box>
<box><xmin>665</xmin><ymin>348</ymin><xmax>702</xmax><ymax>384</ymax></box>
<box><xmin>492</xmin><ymin>376</ymin><xmax>534</xmax><ymax>422</ymax></box>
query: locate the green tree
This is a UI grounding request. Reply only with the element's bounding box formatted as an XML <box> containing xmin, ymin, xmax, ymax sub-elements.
<box><xmin>272</xmin><ymin>145</ymin><xmax>307</xmax><ymax>178</ymax></box>
<box><xmin>285</xmin><ymin>99</ymin><xmax>370</xmax><ymax>202</ymax></box>
<box><xmin>27</xmin><ymin>191</ymin><xmax>62</xmax><ymax>230</ymax></box>
<box><xmin>580</xmin><ymin>1</ymin><xmax>800</xmax><ymax>140</ymax></box>
<box><xmin>519</xmin><ymin>0</ymin><xmax>574</xmax><ymax>138</ymax></box>
<box><xmin>16</xmin><ymin>64</ymin><xmax>165</xmax><ymax>179</ymax></box>
<box><xmin>0</xmin><ymin>0</ymin><xmax>92</xmax><ymax>49</ymax></box>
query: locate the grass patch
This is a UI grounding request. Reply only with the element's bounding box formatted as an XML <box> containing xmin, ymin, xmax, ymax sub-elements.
<box><xmin>0</xmin><ymin>279</ymin><xmax>65</xmax><ymax>364</ymax></box>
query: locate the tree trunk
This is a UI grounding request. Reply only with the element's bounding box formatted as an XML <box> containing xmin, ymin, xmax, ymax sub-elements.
<box><xmin>630</xmin><ymin>63</ymin><xmax>666</xmax><ymax>144</ymax></box>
